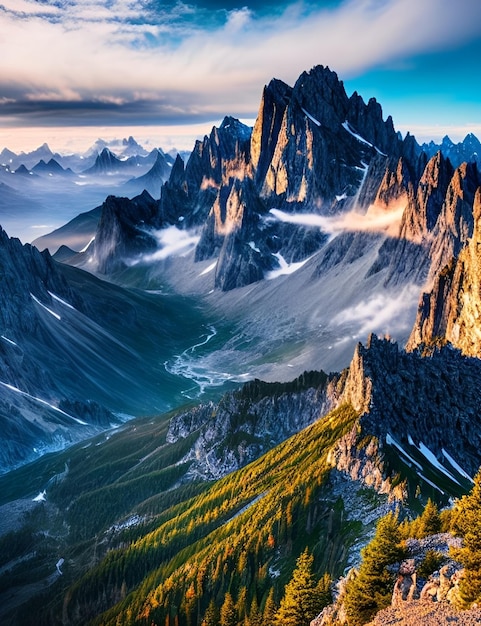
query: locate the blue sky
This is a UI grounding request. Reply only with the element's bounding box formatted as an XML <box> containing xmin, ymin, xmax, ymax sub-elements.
<box><xmin>1</xmin><ymin>0</ymin><xmax>481</xmax><ymax>152</ymax></box>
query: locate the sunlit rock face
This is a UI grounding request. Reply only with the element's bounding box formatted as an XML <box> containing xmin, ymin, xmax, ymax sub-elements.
<box><xmin>408</xmin><ymin>187</ymin><xmax>481</xmax><ymax>355</ymax></box>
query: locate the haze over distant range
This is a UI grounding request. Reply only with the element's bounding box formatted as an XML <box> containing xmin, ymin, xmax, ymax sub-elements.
<box><xmin>1</xmin><ymin>0</ymin><xmax>481</xmax><ymax>153</ymax></box>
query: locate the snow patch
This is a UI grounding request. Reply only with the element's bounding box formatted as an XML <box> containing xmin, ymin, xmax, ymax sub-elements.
<box><xmin>248</xmin><ymin>241</ymin><xmax>261</xmax><ymax>253</ymax></box>
<box><xmin>417</xmin><ymin>441</ymin><xmax>461</xmax><ymax>486</ymax></box>
<box><xmin>266</xmin><ymin>252</ymin><xmax>311</xmax><ymax>280</ymax></box>
<box><xmin>33</xmin><ymin>490</ymin><xmax>46</xmax><ymax>502</ymax></box>
<box><xmin>199</xmin><ymin>261</ymin><xmax>217</xmax><ymax>276</ymax></box>
<box><xmin>1</xmin><ymin>335</ymin><xmax>17</xmax><ymax>346</ymax></box>
<box><xmin>342</xmin><ymin>121</ymin><xmax>387</xmax><ymax>156</ymax></box>
<box><xmin>301</xmin><ymin>107</ymin><xmax>321</xmax><ymax>127</ymax></box>
<box><xmin>48</xmin><ymin>292</ymin><xmax>75</xmax><ymax>310</ymax></box>
<box><xmin>442</xmin><ymin>448</ymin><xmax>474</xmax><ymax>483</ymax></box>
<box><xmin>80</xmin><ymin>236</ymin><xmax>95</xmax><ymax>253</ymax></box>
<box><xmin>417</xmin><ymin>472</ymin><xmax>445</xmax><ymax>494</ymax></box>
<box><xmin>30</xmin><ymin>293</ymin><xmax>61</xmax><ymax>321</ymax></box>
<box><xmin>0</xmin><ymin>381</ymin><xmax>88</xmax><ymax>425</ymax></box>
<box><xmin>386</xmin><ymin>433</ymin><xmax>423</xmax><ymax>470</ymax></box>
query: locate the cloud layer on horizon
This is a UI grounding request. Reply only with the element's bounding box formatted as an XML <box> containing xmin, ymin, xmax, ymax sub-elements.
<box><xmin>1</xmin><ymin>0</ymin><xmax>481</xmax><ymax>133</ymax></box>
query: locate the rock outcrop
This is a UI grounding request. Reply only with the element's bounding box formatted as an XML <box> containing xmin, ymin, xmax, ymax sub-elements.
<box><xmin>166</xmin><ymin>371</ymin><xmax>331</xmax><ymax>480</ymax></box>
<box><xmin>408</xmin><ymin>187</ymin><xmax>481</xmax><ymax>354</ymax></box>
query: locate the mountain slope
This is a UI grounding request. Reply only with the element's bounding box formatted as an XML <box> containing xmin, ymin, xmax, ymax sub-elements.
<box><xmin>1</xmin><ymin>335</ymin><xmax>479</xmax><ymax>625</ymax></box>
<box><xmin>0</xmin><ymin>226</ymin><xmax>234</xmax><ymax>472</ymax></box>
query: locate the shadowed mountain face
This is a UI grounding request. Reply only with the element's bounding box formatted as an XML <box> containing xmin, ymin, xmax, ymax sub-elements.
<box><xmin>0</xmin><ymin>226</ymin><xmax>236</xmax><ymax>472</ymax></box>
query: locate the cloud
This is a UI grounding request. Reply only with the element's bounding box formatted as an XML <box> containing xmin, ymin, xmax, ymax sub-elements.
<box><xmin>269</xmin><ymin>202</ymin><xmax>406</xmax><ymax>237</ymax></box>
<box><xmin>0</xmin><ymin>0</ymin><xmax>481</xmax><ymax>128</ymax></box>
<box><xmin>331</xmin><ymin>285</ymin><xmax>421</xmax><ymax>339</ymax></box>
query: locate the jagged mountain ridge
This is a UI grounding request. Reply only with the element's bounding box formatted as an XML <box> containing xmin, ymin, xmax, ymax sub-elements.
<box><xmin>422</xmin><ymin>133</ymin><xmax>481</xmax><ymax>169</ymax></box>
<box><xmin>4</xmin><ymin>334</ymin><xmax>479</xmax><ymax>625</ymax></box>
<box><xmin>79</xmin><ymin>65</ymin><xmax>479</xmax><ymax>307</ymax></box>
<box><xmin>83</xmin><ymin>66</ymin><xmax>426</xmax><ymax>290</ymax></box>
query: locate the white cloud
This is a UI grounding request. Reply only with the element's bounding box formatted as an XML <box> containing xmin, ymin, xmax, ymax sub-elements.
<box><xmin>0</xmin><ymin>0</ymin><xmax>480</xmax><ymax>134</ymax></box>
<box><xmin>332</xmin><ymin>285</ymin><xmax>421</xmax><ymax>339</ymax></box>
<box><xmin>269</xmin><ymin>202</ymin><xmax>406</xmax><ymax>237</ymax></box>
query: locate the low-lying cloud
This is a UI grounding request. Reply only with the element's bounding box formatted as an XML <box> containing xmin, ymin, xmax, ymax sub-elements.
<box><xmin>269</xmin><ymin>203</ymin><xmax>405</xmax><ymax>237</ymax></box>
<box><xmin>131</xmin><ymin>226</ymin><xmax>200</xmax><ymax>264</ymax></box>
<box><xmin>332</xmin><ymin>285</ymin><xmax>421</xmax><ymax>340</ymax></box>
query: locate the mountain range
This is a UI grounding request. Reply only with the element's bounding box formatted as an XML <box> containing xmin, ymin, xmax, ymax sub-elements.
<box><xmin>1</xmin><ymin>64</ymin><xmax>481</xmax><ymax>625</ymax></box>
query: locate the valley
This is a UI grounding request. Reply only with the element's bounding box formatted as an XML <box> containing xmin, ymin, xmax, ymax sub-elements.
<box><xmin>1</xmin><ymin>63</ymin><xmax>481</xmax><ymax>625</ymax></box>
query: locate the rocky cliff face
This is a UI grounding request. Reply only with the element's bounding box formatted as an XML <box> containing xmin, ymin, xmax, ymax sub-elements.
<box><xmin>327</xmin><ymin>334</ymin><xmax>481</xmax><ymax>498</ymax></box>
<box><xmin>92</xmin><ymin>191</ymin><xmax>160</xmax><ymax>273</ymax></box>
<box><xmin>408</xmin><ymin>187</ymin><xmax>481</xmax><ymax>355</ymax></box>
<box><xmin>166</xmin><ymin>371</ymin><xmax>333</xmax><ymax>480</ymax></box>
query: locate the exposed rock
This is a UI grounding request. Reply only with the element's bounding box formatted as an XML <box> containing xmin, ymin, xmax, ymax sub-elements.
<box><xmin>92</xmin><ymin>191</ymin><xmax>160</xmax><ymax>273</ymax></box>
<box><xmin>408</xmin><ymin>187</ymin><xmax>481</xmax><ymax>355</ymax></box>
<box><xmin>167</xmin><ymin>371</ymin><xmax>331</xmax><ymax>480</ymax></box>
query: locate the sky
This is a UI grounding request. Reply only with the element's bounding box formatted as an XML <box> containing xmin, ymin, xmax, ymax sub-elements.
<box><xmin>1</xmin><ymin>0</ymin><xmax>481</xmax><ymax>153</ymax></box>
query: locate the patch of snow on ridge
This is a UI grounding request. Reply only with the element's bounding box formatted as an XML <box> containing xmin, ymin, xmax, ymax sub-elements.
<box><xmin>342</xmin><ymin>121</ymin><xmax>387</xmax><ymax>156</ymax></box>
<box><xmin>48</xmin><ymin>292</ymin><xmax>75</xmax><ymax>310</ymax></box>
<box><xmin>266</xmin><ymin>253</ymin><xmax>311</xmax><ymax>280</ymax></box>
<box><xmin>0</xmin><ymin>381</ymin><xmax>88</xmax><ymax>425</ymax></box>
<box><xmin>442</xmin><ymin>448</ymin><xmax>474</xmax><ymax>482</ymax></box>
<box><xmin>1</xmin><ymin>335</ymin><xmax>17</xmax><ymax>346</ymax></box>
<box><xmin>33</xmin><ymin>490</ymin><xmax>46</xmax><ymax>502</ymax></box>
<box><xmin>30</xmin><ymin>293</ymin><xmax>61</xmax><ymax>320</ymax></box>
<box><xmin>80</xmin><ymin>236</ymin><xmax>95</xmax><ymax>253</ymax></box>
<box><xmin>386</xmin><ymin>433</ymin><xmax>423</xmax><ymax>470</ymax></box>
<box><xmin>199</xmin><ymin>261</ymin><xmax>217</xmax><ymax>276</ymax></box>
<box><xmin>301</xmin><ymin>107</ymin><xmax>321</xmax><ymax>127</ymax></box>
<box><xmin>417</xmin><ymin>441</ymin><xmax>461</xmax><ymax>486</ymax></box>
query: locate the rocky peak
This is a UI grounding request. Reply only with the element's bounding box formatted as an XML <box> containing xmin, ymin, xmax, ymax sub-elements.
<box><xmin>291</xmin><ymin>65</ymin><xmax>350</xmax><ymax>132</ymax></box>
<box><xmin>86</xmin><ymin>147</ymin><xmax>122</xmax><ymax>175</ymax></box>
<box><xmin>400</xmin><ymin>151</ymin><xmax>454</xmax><ymax>241</ymax></box>
<box><xmin>327</xmin><ymin>334</ymin><xmax>481</xmax><ymax>499</ymax></box>
<box><xmin>92</xmin><ymin>192</ymin><xmax>159</xmax><ymax>273</ymax></box>
<box><xmin>251</xmin><ymin>78</ymin><xmax>292</xmax><ymax>184</ymax></box>
<box><xmin>407</xmin><ymin>186</ymin><xmax>481</xmax><ymax>356</ymax></box>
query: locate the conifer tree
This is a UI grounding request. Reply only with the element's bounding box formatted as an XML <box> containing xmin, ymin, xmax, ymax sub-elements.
<box><xmin>262</xmin><ymin>587</ymin><xmax>277</xmax><ymax>625</ymax></box>
<box><xmin>220</xmin><ymin>591</ymin><xmax>237</xmax><ymax>626</ymax></box>
<box><xmin>419</xmin><ymin>498</ymin><xmax>441</xmax><ymax>536</ymax></box>
<box><xmin>248</xmin><ymin>596</ymin><xmax>262</xmax><ymax>626</ymax></box>
<box><xmin>450</xmin><ymin>469</ymin><xmax>481</xmax><ymax>607</ymax></box>
<box><xmin>202</xmin><ymin>599</ymin><xmax>219</xmax><ymax>626</ymax></box>
<box><xmin>274</xmin><ymin>548</ymin><xmax>323</xmax><ymax>626</ymax></box>
<box><xmin>343</xmin><ymin>511</ymin><xmax>405</xmax><ymax>626</ymax></box>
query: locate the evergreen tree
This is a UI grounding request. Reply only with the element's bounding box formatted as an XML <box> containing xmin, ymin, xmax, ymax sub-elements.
<box><xmin>419</xmin><ymin>498</ymin><xmax>441</xmax><ymax>537</ymax></box>
<box><xmin>262</xmin><ymin>587</ymin><xmax>277</xmax><ymax>625</ymax></box>
<box><xmin>317</xmin><ymin>572</ymin><xmax>332</xmax><ymax>609</ymax></box>
<box><xmin>343</xmin><ymin>512</ymin><xmax>405</xmax><ymax>626</ymax></box>
<box><xmin>202</xmin><ymin>599</ymin><xmax>219</xmax><ymax>626</ymax></box>
<box><xmin>450</xmin><ymin>470</ymin><xmax>481</xmax><ymax>607</ymax></box>
<box><xmin>274</xmin><ymin>548</ymin><xmax>323</xmax><ymax>626</ymax></box>
<box><xmin>220</xmin><ymin>591</ymin><xmax>237</xmax><ymax>626</ymax></box>
<box><xmin>248</xmin><ymin>597</ymin><xmax>263</xmax><ymax>626</ymax></box>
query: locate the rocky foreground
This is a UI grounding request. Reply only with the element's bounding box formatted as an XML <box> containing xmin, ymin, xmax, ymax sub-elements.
<box><xmin>368</xmin><ymin>601</ymin><xmax>481</xmax><ymax>625</ymax></box>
